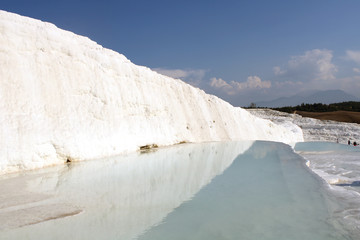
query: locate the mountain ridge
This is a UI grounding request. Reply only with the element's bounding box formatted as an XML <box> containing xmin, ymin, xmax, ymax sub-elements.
<box><xmin>255</xmin><ymin>90</ymin><xmax>359</xmax><ymax>108</ymax></box>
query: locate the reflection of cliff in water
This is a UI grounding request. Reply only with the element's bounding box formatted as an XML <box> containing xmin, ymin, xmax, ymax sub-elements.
<box><xmin>0</xmin><ymin>141</ymin><xmax>253</xmax><ymax>240</ymax></box>
<box><xmin>138</xmin><ymin>141</ymin><xmax>347</xmax><ymax>240</ymax></box>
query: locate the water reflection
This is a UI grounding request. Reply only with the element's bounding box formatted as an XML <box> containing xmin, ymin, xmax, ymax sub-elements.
<box><xmin>0</xmin><ymin>141</ymin><xmax>253</xmax><ymax>240</ymax></box>
<box><xmin>138</xmin><ymin>141</ymin><xmax>349</xmax><ymax>240</ymax></box>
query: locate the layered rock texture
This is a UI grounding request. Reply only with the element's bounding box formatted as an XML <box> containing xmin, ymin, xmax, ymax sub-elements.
<box><xmin>0</xmin><ymin>11</ymin><xmax>303</xmax><ymax>174</ymax></box>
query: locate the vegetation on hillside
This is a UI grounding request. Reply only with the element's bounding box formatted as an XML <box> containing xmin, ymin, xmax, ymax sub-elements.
<box><xmin>271</xmin><ymin>101</ymin><xmax>360</xmax><ymax>113</ymax></box>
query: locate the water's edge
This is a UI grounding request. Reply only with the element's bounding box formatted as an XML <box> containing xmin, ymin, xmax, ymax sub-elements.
<box><xmin>294</xmin><ymin>142</ymin><xmax>360</xmax><ymax>239</ymax></box>
<box><xmin>0</xmin><ymin>141</ymin><xmax>357</xmax><ymax>240</ymax></box>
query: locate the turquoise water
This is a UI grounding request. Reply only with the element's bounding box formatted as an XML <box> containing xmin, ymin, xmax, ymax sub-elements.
<box><xmin>138</xmin><ymin>141</ymin><xmax>351</xmax><ymax>240</ymax></box>
<box><xmin>0</xmin><ymin>141</ymin><xmax>354</xmax><ymax>239</ymax></box>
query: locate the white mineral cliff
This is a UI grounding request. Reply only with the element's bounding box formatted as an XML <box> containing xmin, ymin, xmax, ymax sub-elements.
<box><xmin>0</xmin><ymin>10</ymin><xmax>303</xmax><ymax>174</ymax></box>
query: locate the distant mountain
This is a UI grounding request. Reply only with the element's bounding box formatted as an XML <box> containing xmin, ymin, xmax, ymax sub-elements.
<box><xmin>256</xmin><ymin>90</ymin><xmax>360</xmax><ymax>108</ymax></box>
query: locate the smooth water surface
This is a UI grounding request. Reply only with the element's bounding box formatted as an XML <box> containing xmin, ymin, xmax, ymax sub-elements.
<box><xmin>0</xmin><ymin>141</ymin><xmax>353</xmax><ymax>239</ymax></box>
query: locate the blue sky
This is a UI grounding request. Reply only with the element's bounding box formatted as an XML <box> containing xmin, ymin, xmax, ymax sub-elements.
<box><xmin>2</xmin><ymin>0</ymin><xmax>360</xmax><ymax>106</ymax></box>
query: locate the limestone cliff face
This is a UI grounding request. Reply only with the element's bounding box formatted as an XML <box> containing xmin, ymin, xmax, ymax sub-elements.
<box><xmin>0</xmin><ymin>10</ymin><xmax>303</xmax><ymax>174</ymax></box>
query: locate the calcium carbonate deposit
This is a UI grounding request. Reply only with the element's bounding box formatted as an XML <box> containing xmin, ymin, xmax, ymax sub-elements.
<box><xmin>0</xmin><ymin>11</ymin><xmax>303</xmax><ymax>174</ymax></box>
<box><xmin>248</xmin><ymin>109</ymin><xmax>360</xmax><ymax>143</ymax></box>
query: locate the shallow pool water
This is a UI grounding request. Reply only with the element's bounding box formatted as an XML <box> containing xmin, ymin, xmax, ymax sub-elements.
<box><xmin>0</xmin><ymin>141</ymin><xmax>354</xmax><ymax>239</ymax></box>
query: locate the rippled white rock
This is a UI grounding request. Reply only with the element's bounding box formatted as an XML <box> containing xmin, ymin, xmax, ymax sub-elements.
<box><xmin>0</xmin><ymin>10</ymin><xmax>303</xmax><ymax>174</ymax></box>
<box><xmin>248</xmin><ymin>109</ymin><xmax>360</xmax><ymax>143</ymax></box>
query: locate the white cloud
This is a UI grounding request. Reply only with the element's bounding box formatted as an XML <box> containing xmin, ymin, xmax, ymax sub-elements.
<box><xmin>274</xmin><ymin>49</ymin><xmax>337</xmax><ymax>82</ymax></box>
<box><xmin>210</xmin><ymin>77</ymin><xmax>232</xmax><ymax>89</ymax></box>
<box><xmin>335</xmin><ymin>76</ymin><xmax>360</xmax><ymax>97</ymax></box>
<box><xmin>153</xmin><ymin>68</ymin><xmax>206</xmax><ymax>87</ymax></box>
<box><xmin>210</xmin><ymin>76</ymin><xmax>271</xmax><ymax>95</ymax></box>
<box><xmin>274</xmin><ymin>80</ymin><xmax>303</xmax><ymax>88</ymax></box>
<box><xmin>353</xmin><ymin>68</ymin><xmax>360</xmax><ymax>73</ymax></box>
<box><xmin>346</xmin><ymin>50</ymin><xmax>360</xmax><ymax>64</ymax></box>
<box><xmin>233</xmin><ymin>76</ymin><xmax>271</xmax><ymax>90</ymax></box>
<box><xmin>273</xmin><ymin>66</ymin><xmax>285</xmax><ymax>75</ymax></box>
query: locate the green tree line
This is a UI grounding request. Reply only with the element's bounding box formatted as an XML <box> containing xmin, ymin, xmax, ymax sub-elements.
<box><xmin>272</xmin><ymin>101</ymin><xmax>360</xmax><ymax>113</ymax></box>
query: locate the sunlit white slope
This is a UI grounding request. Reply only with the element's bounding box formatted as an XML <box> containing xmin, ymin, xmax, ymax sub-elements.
<box><xmin>0</xmin><ymin>10</ymin><xmax>303</xmax><ymax>174</ymax></box>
